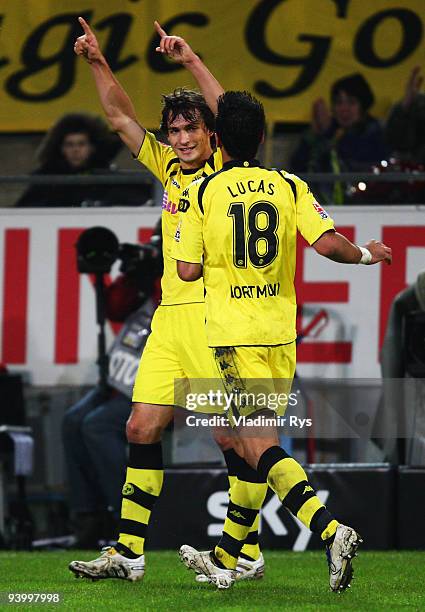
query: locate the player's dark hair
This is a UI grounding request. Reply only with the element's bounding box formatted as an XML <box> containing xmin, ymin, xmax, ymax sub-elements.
<box><xmin>215</xmin><ymin>91</ymin><xmax>265</xmax><ymax>160</ymax></box>
<box><xmin>160</xmin><ymin>88</ymin><xmax>215</xmax><ymax>134</ymax></box>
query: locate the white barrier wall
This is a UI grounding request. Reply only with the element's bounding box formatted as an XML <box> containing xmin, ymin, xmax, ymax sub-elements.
<box><xmin>1</xmin><ymin>206</ymin><xmax>424</xmax><ymax>384</ymax></box>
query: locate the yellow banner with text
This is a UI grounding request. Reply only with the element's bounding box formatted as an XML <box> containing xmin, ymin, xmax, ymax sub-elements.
<box><xmin>0</xmin><ymin>0</ymin><xmax>423</xmax><ymax>131</ymax></box>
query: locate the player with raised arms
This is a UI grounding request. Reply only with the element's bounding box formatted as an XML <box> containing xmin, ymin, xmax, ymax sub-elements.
<box><xmin>173</xmin><ymin>91</ymin><xmax>392</xmax><ymax>591</ymax></box>
<box><xmin>69</xmin><ymin>19</ymin><xmax>267</xmax><ymax>583</ymax></box>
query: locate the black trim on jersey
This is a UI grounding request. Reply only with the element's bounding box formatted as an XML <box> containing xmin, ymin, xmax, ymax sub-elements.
<box><xmin>275</xmin><ymin>170</ymin><xmax>297</xmax><ymax>202</ymax></box>
<box><xmin>208</xmin><ymin>341</ymin><xmax>296</xmax><ymax>348</ymax></box>
<box><xmin>159</xmin><ymin>301</ymin><xmax>205</xmax><ymax>307</ymax></box>
<box><xmin>206</xmin><ymin>152</ymin><xmax>217</xmax><ymax>171</ymax></box>
<box><xmin>169</xmin><ymin>170</ymin><xmax>178</xmax><ymax>178</ymax></box>
<box><xmin>165</xmin><ymin>157</ymin><xmax>180</xmax><ymax>174</ymax></box>
<box><xmin>181</xmin><ymin>167</ymin><xmax>203</xmax><ymax>175</ymax></box>
<box><xmin>197</xmin><ymin>165</ymin><xmax>228</xmax><ymax>214</ymax></box>
<box><xmin>222</xmin><ymin>159</ymin><xmax>261</xmax><ymax>170</ymax></box>
<box><xmin>196</xmin><ymin>157</ymin><xmax>263</xmax><ymax>214</ymax></box>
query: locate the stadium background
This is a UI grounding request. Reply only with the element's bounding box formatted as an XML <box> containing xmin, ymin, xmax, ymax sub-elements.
<box><xmin>0</xmin><ymin>1</ymin><xmax>424</xmax><ymax>602</ymax></box>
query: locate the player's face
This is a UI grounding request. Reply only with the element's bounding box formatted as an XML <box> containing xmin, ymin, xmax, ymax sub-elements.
<box><xmin>333</xmin><ymin>91</ymin><xmax>362</xmax><ymax>128</ymax></box>
<box><xmin>166</xmin><ymin>113</ymin><xmax>213</xmax><ymax>169</ymax></box>
<box><xmin>61</xmin><ymin>132</ymin><xmax>94</xmax><ymax>168</ymax></box>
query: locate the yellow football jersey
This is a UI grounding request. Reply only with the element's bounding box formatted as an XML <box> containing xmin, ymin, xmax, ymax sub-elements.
<box><xmin>171</xmin><ymin>159</ymin><xmax>335</xmax><ymax>346</ymax></box>
<box><xmin>137</xmin><ymin>130</ymin><xmax>222</xmax><ymax>305</ymax></box>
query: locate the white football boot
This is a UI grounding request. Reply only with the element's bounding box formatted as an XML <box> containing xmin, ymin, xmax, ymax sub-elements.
<box><xmin>179</xmin><ymin>545</ymin><xmax>236</xmax><ymax>589</ymax></box>
<box><xmin>327</xmin><ymin>524</ymin><xmax>362</xmax><ymax>592</ymax></box>
<box><xmin>69</xmin><ymin>546</ymin><xmax>145</xmax><ymax>582</ymax></box>
<box><xmin>196</xmin><ymin>552</ymin><xmax>265</xmax><ymax>583</ymax></box>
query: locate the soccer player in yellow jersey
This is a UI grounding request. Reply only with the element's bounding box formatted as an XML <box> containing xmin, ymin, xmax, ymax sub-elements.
<box><xmin>69</xmin><ymin>21</ymin><xmax>266</xmax><ymax>582</ymax></box>
<box><xmin>172</xmin><ymin>91</ymin><xmax>392</xmax><ymax>592</ymax></box>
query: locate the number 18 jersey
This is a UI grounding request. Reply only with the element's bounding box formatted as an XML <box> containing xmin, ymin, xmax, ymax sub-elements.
<box><xmin>171</xmin><ymin>159</ymin><xmax>335</xmax><ymax>347</ymax></box>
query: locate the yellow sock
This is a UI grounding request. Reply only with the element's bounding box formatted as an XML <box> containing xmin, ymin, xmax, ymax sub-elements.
<box><xmin>117</xmin><ymin>443</ymin><xmax>163</xmax><ymax>556</ymax></box>
<box><xmin>215</xmin><ymin>480</ymin><xmax>267</xmax><ymax>569</ymax></box>
<box><xmin>259</xmin><ymin>448</ymin><xmax>338</xmax><ymax>541</ymax></box>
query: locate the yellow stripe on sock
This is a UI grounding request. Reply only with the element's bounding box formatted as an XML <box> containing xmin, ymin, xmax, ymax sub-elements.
<box><xmin>321</xmin><ymin>519</ymin><xmax>339</xmax><ymax>541</ymax></box>
<box><xmin>268</xmin><ymin>458</ymin><xmax>308</xmax><ymax>501</ymax></box>
<box><xmin>240</xmin><ymin>543</ymin><xmax>260</xmax><ymax>560</ymax></box>
<box><xmin>231</xmin><ymin>481</ymin><xmax>268</xmax><ymax>509</ymax></box>
<box><xmin>121</xmin><ymin>498</ymin><xmax>151</xmax><ymax>525</ymax></box>
<box><xmin>214</xmin><ymin>545</ymin><xmax>238</xmax><ymax>570</ymax></box>
<box><xmin>249</xmin><ymin>512</ymin><xmax>260</xmax><ymax>533</ymax></box>
<box><xmin>119</xmin><ymin>534</ymin><xmax>145</xmax><ymax>556</ymax></box>
<box><xmin>126</xmin><ymin>467</ymin><xmax>163</xmax><ymax>496</ymax></box>
<box><xmin>228</xmin><ymin>475</ymin><xmax>237</xmax><ymax>490</ymax></box>
<box><xmin>224</xmin><ymin>518</ymin><xmax>250</xmax><ymax>542</ymax></box>
<box><xmin>297</xmin><ymin>496</ymin><xmax>324</xmax><ymax>529</ymax></box>
<box><xmin>241</xmin><ymin>513</ymin><xmax>260</xmax><ymax>560</ymax></box>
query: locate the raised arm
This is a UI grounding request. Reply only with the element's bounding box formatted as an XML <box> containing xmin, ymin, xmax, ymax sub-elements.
<box><xmin>313</xmin><ymin>231</ymin><xmax>392</xmax><ymax>265</ymax></box>
<box><xmin>154</xmin><ymin>21</ymin><xmax>224</xmax><ymax>114</ymax></box>
<box><xmin>74</xmin><ymin>17</ymin><xmax>145</xmax><ymax>156</ymax></box>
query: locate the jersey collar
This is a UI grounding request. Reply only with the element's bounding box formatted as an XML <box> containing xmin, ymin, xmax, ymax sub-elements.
<box><xmin>180</xmin><ymin>151</ymin><xmax>216</xmax><ymax>174</ymax></box>
<box><xmin>222</xmin><ymin>159</ymin><xmax>261</xmax><ymax>170</ymax></box>
<box><xmin>181</xmin><ymin>167</ymin><xmax>203</xmax><ymax>175</ymax></box>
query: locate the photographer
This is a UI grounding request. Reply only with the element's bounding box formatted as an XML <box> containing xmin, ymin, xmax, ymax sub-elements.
<box><xmin>62</xmin><ymin>221</ymin><xmax>162</xmax><ymax>548</ymax></box>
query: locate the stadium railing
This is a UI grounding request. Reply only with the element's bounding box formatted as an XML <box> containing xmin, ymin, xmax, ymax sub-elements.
<box><xmin>1</xmin><ymin>171</ymin><xmax>425</xmax><ymax>207</ymax></box>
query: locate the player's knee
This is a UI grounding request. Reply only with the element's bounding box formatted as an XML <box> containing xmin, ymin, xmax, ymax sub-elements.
<box><xmin>125</xmin><ymin>416</ymin><xmax>164</xmax><ymax>444</ymax></box>
<box><xmin>213</xmin><ymin>432</ymin><xmax>234</xmax><ymax>450</ymax></box>
<box><xmin>213</xmin><ymin>432</ymin><xmax>245</xmax><ymax>458</ymax></box>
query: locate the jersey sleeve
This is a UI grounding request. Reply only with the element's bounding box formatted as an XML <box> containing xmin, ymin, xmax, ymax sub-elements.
<box><xmin>136</xmin><ymin>130</ymin><xmax>177</xmax><ymax>186</ymax></box>
<box><xmin>291</xmin><ymin>174</ymin><xmax>335</xmax><ymax>244</ymax></box>
<box><xmin>170</xmin><ymin>181</ymin><xmax>204</xmax><ymax>264</ymax></box>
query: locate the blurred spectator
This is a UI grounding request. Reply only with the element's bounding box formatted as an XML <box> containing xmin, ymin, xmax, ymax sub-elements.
<box><xmin>386</xmin><ymin>66</ymin><xmax>425</xmax><ymax>164</ymax></box>
<box><xmin>351</xmin><ymin>67</ymin><xmax>425</xmax><ymax>204</ymax></box>
<box><xmin>291</xmin><ymin>74</ymin><xmax>388</xmax><ymax>203</ymax></box>
<box><xmin>15</xmin><ymin>113</ymin><xmax>152</xmax><ymax>207</ymax></box>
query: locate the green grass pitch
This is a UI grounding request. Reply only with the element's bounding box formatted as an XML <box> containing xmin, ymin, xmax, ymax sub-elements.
<box><xmin>0</xmin><ymin>550</ymin><xmax>424</xmax><ymax>610</ymax></box>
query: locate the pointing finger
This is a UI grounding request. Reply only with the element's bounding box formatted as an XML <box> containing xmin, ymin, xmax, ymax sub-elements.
<box><xmin>154</xmin><ymin>20</ymin><xmax>167</xmax><ymax>38</ymax></box>
<box><xmin>78</xmin><ymin>17</ymin><xmax>92</xmax><ymax>35</ymax></box>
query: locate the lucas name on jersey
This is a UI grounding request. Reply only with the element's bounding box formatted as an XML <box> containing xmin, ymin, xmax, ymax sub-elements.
<box><xmin>230</xmin><ymin>282</ymin><xmax>281</xmax><ymax>299</ymax></box>
<box><xmin>227</xmin><ymin>178</ymin><xmax>275</xmax><ymax>198</ymax></box>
